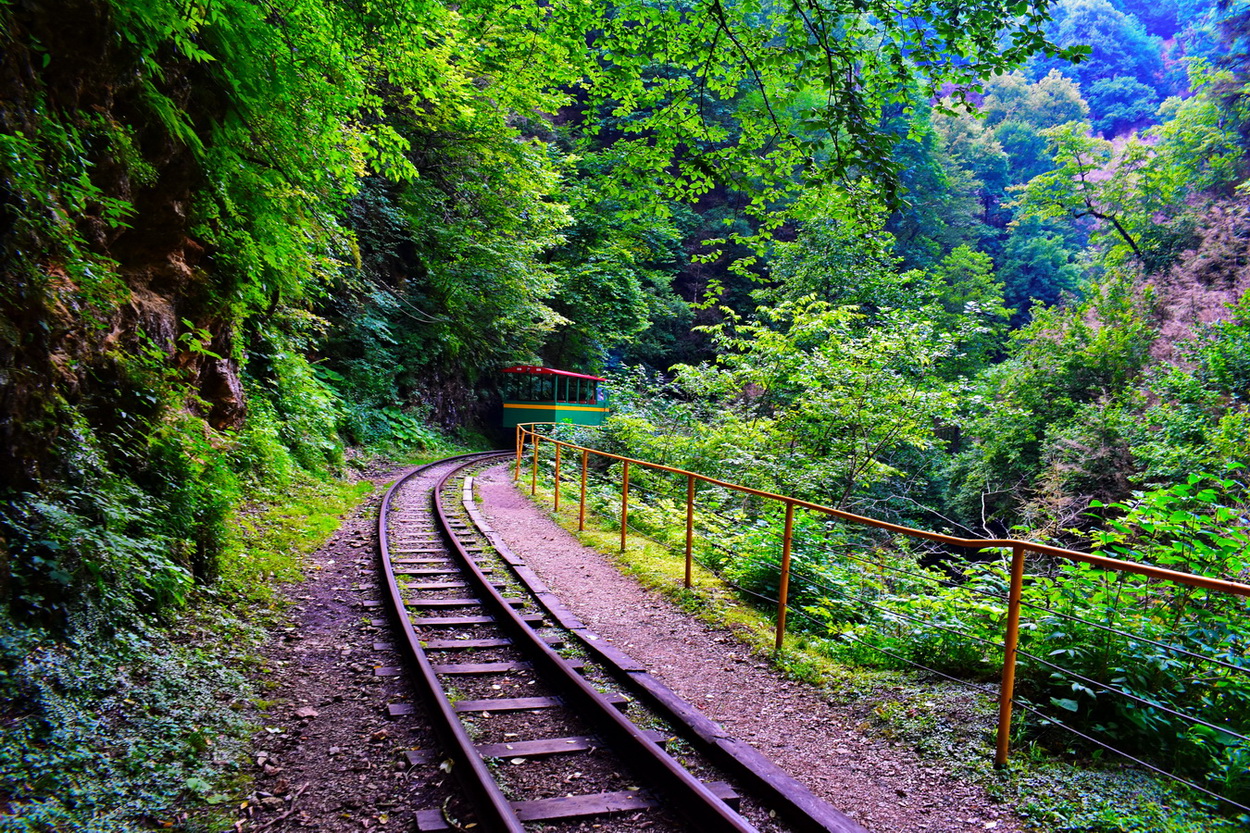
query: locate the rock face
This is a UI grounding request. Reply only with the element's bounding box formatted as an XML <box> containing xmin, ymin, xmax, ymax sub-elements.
<box><xmin>0</xmin><ymin>0</ymin><xmax>245</xmax><ymax>490</ymax></box>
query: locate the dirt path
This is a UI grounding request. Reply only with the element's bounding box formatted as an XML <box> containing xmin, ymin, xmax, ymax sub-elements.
<box><xmin>233</xmin><ymin>469</ymin><xmax>455</xmax><ymax>832</ymax></box>
<box><xmin>474</xmin><ymin>463</ymin><xmax>1022</xmax><ymax>833</ymax></box>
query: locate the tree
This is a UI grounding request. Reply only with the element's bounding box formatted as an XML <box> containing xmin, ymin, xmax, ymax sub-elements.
<box><xmin>933</xmin><ymin>104</ymin><xmax>1012</xmax><ymax>225</ymax></box>
<box><xmin>1086</xmin><ymin>75</ymin><xmax>1159</xmax><ymax>136</ymax></box>
<box><xmin>995</xmin><ymin>120</ymin><xmax>1054</xmax><ymax>184</ymax></box>
<box><xmin>981</xmin><ymin>70</ymin><xmax>1090</xmax><ymax>184</ymax></box>
<box><xmin>764</xmin><ymin>187</ymin><xmax>928</xmax><ymax>312</ymax></box>
<box><xmin>1032</xmin><ymin>0</ymin><xmax>1166</xmax><ymax>94</ymax></box>
<box><xmin>1012</xmin><ymin>65</ymin><xmax>1246</xmax><ymax>276</ymax></box>
<box><xmin>671</xmin><ymin>298</ymin><xmax>960</xmax><ymax>508</ymax></box>
<box><xmin>544</xmin><ymin>180</ymin><xmax>691</xmax><ymax>369</ymax></box>
<box><xmin>947</xmin><ymin>275</ymin><xmax>1156</xmax><ymax>531</ymax></box>
<box><xmin>1030</xmin><ymin>70</ymin><xmax>1093</xmax><ymax>127</ymax></box>
<box><xmin>569</xmin><ymin>0</ymin><xmax>1082</xmax><ymax>223</ymax></box>
<box><xmin>983</xmin><ymin>70</ymin><xmax>1092</xmax><ymax>130</ymax></box>
<box><xmin>929</xmin><ymin>244</ymin><xmax>1013</xmax><ymax>373</ymax></box>
<box><xmin>885</xmin><ymin>106</ymin><xmax>990</xmax><ymax>271</ymax></box>
<box><xmin>1117</xmin><ymin>0</ymin><xmax>1180</xmax><ymax>37</ymax></box>
<box><xmin>1152</xmin><ymin>67</ymin><xmax>1246</xmax><ymax>197</ymax></box>
<box><xmin>1011</xmin><ymin>122</ymin><xmax>1148</xmax><ymax>264</ymax></box>
<box><xmin>999</xmin><ymin>218</ymin><xmax>1085</xmax><ymax>315</ymax></box>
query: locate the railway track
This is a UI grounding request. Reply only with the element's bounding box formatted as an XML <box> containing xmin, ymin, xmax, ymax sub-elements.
<box><xmin>375</xmin><ymin>452</ymin><xmax>866</xmax><ymax>833</ymax></box>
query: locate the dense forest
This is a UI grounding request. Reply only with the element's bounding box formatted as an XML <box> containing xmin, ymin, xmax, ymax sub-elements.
<box><xmin>1</xmin><ymin>0</ymin><xmax>1248</xmax><ymax>829</ymax></box>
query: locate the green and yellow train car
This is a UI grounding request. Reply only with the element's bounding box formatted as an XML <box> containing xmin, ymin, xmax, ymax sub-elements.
<box><xmin>501</xmin><ymin>365</ymin><xmax>608</xmax><ymax>428</ymax></box>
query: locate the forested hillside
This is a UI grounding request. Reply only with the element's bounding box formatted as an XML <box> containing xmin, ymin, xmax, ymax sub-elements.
<box><xmin>1</xmin><ymin>0</ymin><xmax>1247</xmax><ymax>828</ymax></box>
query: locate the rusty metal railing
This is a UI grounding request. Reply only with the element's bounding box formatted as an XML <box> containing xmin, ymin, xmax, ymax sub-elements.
<box><xmin>513</xmin><ymin>423</ymin><xmax>1250</xmax><ymax>772</ymax></box>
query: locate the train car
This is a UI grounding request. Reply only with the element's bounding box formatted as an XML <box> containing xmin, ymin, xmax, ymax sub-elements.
<box><xmin>501</xmin><ymin>365</ymin><xmax>608</xmax><ymax>428</ymax></box>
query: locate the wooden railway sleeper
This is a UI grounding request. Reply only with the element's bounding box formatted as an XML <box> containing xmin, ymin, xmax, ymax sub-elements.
<box><xmin>458</xmin><ymin>472</ymin><xmax>870</xmax><ymax>833</ymax></box>
<box><xmin>378</xmin><ymin>452</ymin><xmax>527</xmax><ymax>833</ymax></box>
<box><xmin>429</xmin><ymin>460</ymin><xmax>760</xmax><ymax>833</ymax></box>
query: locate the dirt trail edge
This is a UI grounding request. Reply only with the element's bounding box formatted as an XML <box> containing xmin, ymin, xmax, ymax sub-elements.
<box><xmin>474</xmin><ymin>463</ymin><xmax>1023</xmax><ymax>833</ymax></box>
<box><xmin>235</xmin><ymin>469</ymin><xmax>454</xmax><ymax>832</ymax></box>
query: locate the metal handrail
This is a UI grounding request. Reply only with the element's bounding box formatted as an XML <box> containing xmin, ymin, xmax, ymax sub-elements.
<box><xmin>513</xmin><ymin>422</ymin><xmax>1250</xmax><ymax>769</ymax></box>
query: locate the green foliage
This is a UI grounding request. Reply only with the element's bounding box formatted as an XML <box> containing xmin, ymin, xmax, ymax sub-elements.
<box><xmin>886</xmin><ymin>108</ymin><xmax>991</xmax><ymax>271</ymax></box>
<box><xmin>928</xmin><ymin>245</ymin><xmax>1014</xmax><ymax>373</ymax></box>
<box><xmin>1087</xmin><ymin>76</ymin><xmax>1160</xmax><ymax>136</ymax></box>
<box><xmin>1154</xmin><ymin>62</ymin><xmax>1249</xmax><ymax>200</ymax></box>
<box><xmin>1130</xmin><ymin>294</ymin><xmax>1250</xmax><ymax>486</ymax></box>
<box><xmin>249</xmin><ymin>342</ymin><xmax>345</xmax><ymax>474</ymax></box>
<box><xmin>983</xmin><ymin>70</ymin><xmax>1092</xmax><ymax>131</ymax></box>
<box><xmin>999</xmin><ymin>218</ymin><xmax>1085</xmax><ymax>315</ymax></box>
<box><xmin>994</xmin><ymin>120</ymin><xmax>1055</xmax><ymax>185</ymax></box>
<box><xmin>1033</xmin><ymin>0</ymin><xmax>1165</xmax><ymax>95</ymax></box>
<box><xmin>1006</xmin><ymin>474</ymin><xmax>1250</xmax><ymax>806</ymax></box>
<box><xmin>673</xmin><ymin>297</ymin><xmax>960</xmax><ymax>508</ymax></box>
<box><xmin>949</xmin><ymin>275</ymin><xmax>1156</xmax><ymax>531</ymax></box>
<box><xmin>0</xmin><ymin>106</ymin><xmax>133</xmax><ymax>311</ymax></box>
<box><xmin>544</xmin><ymin>176</ymin><xmax>691</xmax><ymax>369</ymax></box>
<box><xmin>0</xmin><ymin>411</ymin><xmax>242</xmax><ymax>622</ymax></box>
<box><xmin>765</xmin><ymin>188</ymin><xmax>923</xmax><ymax>310</ymax></box>
<box><xmin>0</xmin><ymin>612</ymin><xmax>252</xmax><ymax>832</ymax></box>
<box><xmin>1011</xmin><ymin>121</ymin><xmax>1150</xmax><ymax>265</ymax></box>
<box><xmin>1011</xmin><ymin>66</ymin><xmax>1244</xmax><ymax>274</ymax></box>
<box><xmin>573</xmin><ymin>0</ymin><xmax>1079</xmax><ymax>225</ymax></box>
<box><xmin>218</xmin><ymin>473</ymin><xmax>372</xmax><ymax>608</ymax></box>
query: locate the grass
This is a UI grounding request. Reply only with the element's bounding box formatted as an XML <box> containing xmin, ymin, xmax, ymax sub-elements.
<box><xmin>219</xmin><ymin>471</ymin><xmax>375</xmax><ymax>611</ymax></box>
<box><xmin>519</xmin><ymin>474</ymin><xmax>1249</xmax><ymax>833</ymax></box>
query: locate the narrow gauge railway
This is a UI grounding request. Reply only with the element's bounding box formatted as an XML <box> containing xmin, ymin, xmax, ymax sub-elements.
<box><xmin>375</xmin><ymin>453</ymin><xmax>866</xmax><ymax>833</ymax></box>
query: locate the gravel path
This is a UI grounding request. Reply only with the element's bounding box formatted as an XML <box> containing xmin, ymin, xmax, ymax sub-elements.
<box><xmin>475</xmin><ymin>463</ymin><xmax>1023</xmax><ymax>833</ymax></box>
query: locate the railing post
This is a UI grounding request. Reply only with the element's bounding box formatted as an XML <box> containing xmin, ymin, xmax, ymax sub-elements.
<box><xmin>685</xmin><ymin>474</ymin><xmax>695</xmax><ymax>589</ymax></box>
<box><xmin>996</xmin><ymin>543</ymin><xmax>1028</xmax><ymax>767</ymax></box>
<box><xmin>775</xmin><ymin>501</ymin><xmax>796</xmax><ymax>652</ymax></box>
<box><xmin>554</xmin><ymin>442</ymin><xmax>561</xmax><ymax>511</ymax></box>
<box><xmin>514</xmin><ymin>427</ymin><xmax>522</xmax><ymax>481</ymax></box>
<box><xmin>531</xmin><ymin>434</ymin><xmax>540</xmax><ymax>496</ymax></box>
<box><xmin>620</xmin><ymin>460</ymin><xmax>630</xmax><ymax>552</ymax></box>
<box><xmin>579</xmin><ymin>449</ymin><xmax>588</xmax><ymax>532</ymax></box>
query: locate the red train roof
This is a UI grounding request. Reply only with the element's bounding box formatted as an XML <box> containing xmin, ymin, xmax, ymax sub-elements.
<box><xmin>501</xmin><ymin>365</ymin><xmax>605</xmax><ymax>382</ymax></box>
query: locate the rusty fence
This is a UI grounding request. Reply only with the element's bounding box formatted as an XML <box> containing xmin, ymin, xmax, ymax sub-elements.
<box><xmin>511</xmin><ymin>423</ymin><xmax>1250</xmax><ymax>807</ymax></box>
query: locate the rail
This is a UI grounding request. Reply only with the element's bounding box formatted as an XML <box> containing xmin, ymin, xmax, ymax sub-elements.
<box><xmin>511</xmin><ymin>423</ymin><xmax>1250</xmax><ymax>778</ymax></box>
<box><xmin>379</xmin><ymin>451</ymin><xmax>790</xmax><ymax>831</ymax></box>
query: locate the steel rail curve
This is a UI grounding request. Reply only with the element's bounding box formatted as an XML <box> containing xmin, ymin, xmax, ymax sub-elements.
<box><xmin>377</xmin><ymin>452</ymin><xmax>762</xmax><ymax>832</ymax></box>
<box><xmin>430</xmin><ymin>459</ymin><xmax>758</xmax><ymax>833</ymax></box>
<box><xmin>377</xmin><ymin>452</ymin><xmax>522</xmax><ymax>833</ymax></box>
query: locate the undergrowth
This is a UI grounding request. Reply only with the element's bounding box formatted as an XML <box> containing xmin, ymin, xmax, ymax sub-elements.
<box><xmin>522</xmin><ymin>477</ymin><xmax>1248</xmax><ymax>833</ymax></box>
<box><xmin>0</xmin><ymin>468</ymin><xmax>372</xmax><ymax>831</ymax></box>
